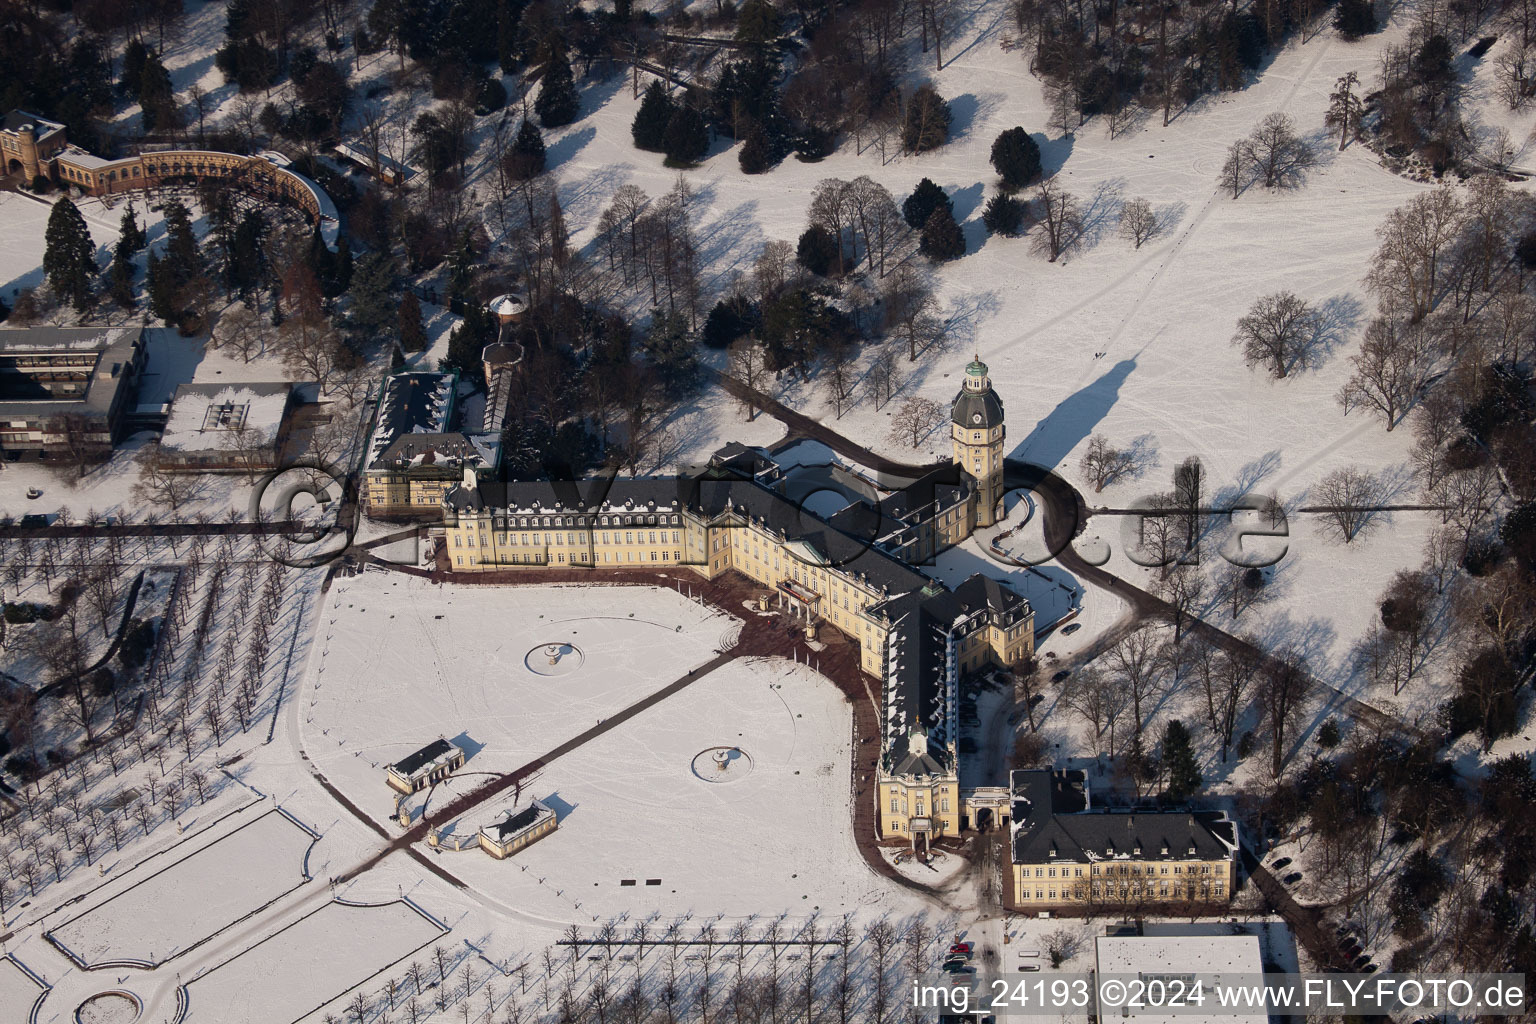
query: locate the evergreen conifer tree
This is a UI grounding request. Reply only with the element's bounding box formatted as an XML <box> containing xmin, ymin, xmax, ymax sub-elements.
<box><xmin>118</xmin><ymin>204</ymin><xmax>146</xmax><ymax>255</ymax></box>
<box><xmin>1161</xmin><ymin>720</ymin><xmax>1202</xmax><ymax>802</ymax></box>
<box><xmin>399</xmin><ymin>292</ymin><xmax>427</xmax><ymax>352</ymax></box>
<box><xmin>146</xmin><ymin>253</ymin><xmax>179</xmax><ymax>324</ymax></box>
<box><xmin>534</xmin><ymin>49</ymin><xmax>580</xmax><ymax>128</ymax></box>
<box><xmin>108</xmin><ymin>241</ymin><xmax>136</xmax><ymax>308</ymax></box>
<box><xmin>662</xmin><ymin>105</ymin><xmax>709</xmax><ymax>165</ymax></box>
<box><xmin>349</xmin><ymin>252</ymin><xmax>398</xmax><ymax>333</ymax></box>
<box><xmin>902</xmin><ymin>84</ymin><xmax>951</xmax><ymax>152</ymax></box>
<box><xmin>632</xmin><ymin>81</ymin><xmax>674</xmax><ymax>152</ymax></box>
<box><xmin>738</xmin><ymin>121</ymin><xmax>773</xmax><ymax>173</ymax></box>
<box><xmin>902</xmin><ymin>178</ymin><xmax>952</xmax><ymax>230</ymax></box>
<box><xmin>919</xmin><ymin>206</ymin><xmax>965</xmax><ymax>260</ymax></box>
<box><xmin>161</xmin><ymin>200</ymin><xmax>200</xmax><ymax>287</ymax></box>
<box><xmin>138</xmin><ymin>52</ymin><xmax>177</xmax><ymax>132</ymax></box>
<box><xmin>506</xmin><ymin>118</ymin><xmax>547</xmax><ymax>180</ymax></box>
<box><xmin>442</xmin><ymin>302</ymin><xmax>494</xmax><ymax>385</ymax></box>
<box><xmin>990</xmin><ymin>127</ymin><xmax>1043</xmax><ymax>192</ymax></box>
<box><xmin>43</xmin><ymin>198</ymin><xmax>97</xmax><ymax>312</ymax></box>
<box><xmin>982</xmin><ymin>193</ymin><xmax>1026</xmax><ymax>236</ymax></box>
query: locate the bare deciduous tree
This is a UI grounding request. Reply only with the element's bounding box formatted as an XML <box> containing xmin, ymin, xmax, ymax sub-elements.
<box><xmin>1367</xmin><ymin>188</ymin><xmax>1463</xmax><ymax>323</ymax></box>
<box><xmin>1338</xmin><ymin>316</ymin><xmax>1436</xmax><ymax>430</ymax></box>
<box><xmin>1259</xmin><ymin>649</ymin><xmax>1312</xmax><ymax>779</ymax></box>
<box><xmin>888</xmin><ymin>396</ymin><xmax>944</xmax><ymax>448</ymax></box>
<box><xmin>1232</xmin><ymin>291</ymin><xmax>1321</xmax><ymax>379</ymax></box>
<box><xmin>1079</xmin><ymin>434</ymin><xmax>1137</xmax><ymax>492</ymax></box>
<box><xmin>1313</xmin><ymin>465</ymin><xmax>1382</xmax><ymax>543</ymax></box>
<box><xmin>726</xmin><ymin>340</ymin><xmax>768</xmax><ymax>420</ymax></box>
<box><xmin>1031</xmin><ymin>178</ymin><xmax>1083</xmax><ymax>262</ymax></box>
<box><xmin>1246</xmin><ymin>113</ymin><xmax>1316</xmax><ymax>188</ymax></box>
<box><xmin>1118</xmin><ymin>197</ymin><xmax>1158</xmax><ymax>248</ymax></box>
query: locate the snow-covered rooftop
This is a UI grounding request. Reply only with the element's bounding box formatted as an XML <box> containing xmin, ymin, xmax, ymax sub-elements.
<box><xmin>159</xmin><ymin>382</ymin><xmax>294</xmax><ymax>452</ymax></box>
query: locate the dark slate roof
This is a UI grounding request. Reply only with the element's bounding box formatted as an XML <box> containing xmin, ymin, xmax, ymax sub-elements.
<box><xmin>367</xmin><ymin>372</ymin><xmax>455</xmax><ymax>468</ymax></box>
<box><xmin>951</xmin><ymin>386</ymin><xmax>1004</xmax><ymax>428</ymax></box>
<box><xmin>374</xmin><ymin>431</ymin><xmax>500</xmax><ymax>472</ymax></box>
<box><xmin>881</xmin><ymin>591</ymin><xmax>956</xmax><ymax>776</ymax></box>
<box><xmin>489</xmin><ymin>803</ymin><xmax>546</xmax><ymax>840</ymax></box>
<box><xmin>452</xmin><ymin>474</ymin><xmax>933</xmax><ymax>599</ymax></box>
<box><xmin>1010</xmin><ymin>769</ymin><xmax>1239</xmax><ymax>865</ymax></box>
<box><xmin>876</xmin><ymin>464</ymin><xmax>973</xmax><ymax>525</ymax></box>
<box><xmin>391</xmin><ymin>738</ymin><xmax>457</xmax><ymax>777</ymax></box>
<box><xmin>952</xmin><ymin>573</ymin><xmax>1029</xmax><ymax>621</ymax></box>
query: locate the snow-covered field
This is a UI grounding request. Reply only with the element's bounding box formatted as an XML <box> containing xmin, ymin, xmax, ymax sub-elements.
<box><xmin>437</xmin><ymin>653</ymin><xmax>865</xmax><ymax>922</ymax></box>
<box><xmin>302</xmin><ymin>575</ymin><xmax>892</xmax><ymax>921</ymax></box>
<box><xmin>47</xmin><ymin>808</ymin><xmax>318</xmax><ymax>968</ymax></box>
<box><xmin>0</xmin><ymin>957</ymin><xmax>46</xmax><ymax>1023</ymax></box>
<box><xmin>303</xmin><ymin>577</ymin><xmax>738</xmax><ymax>822</ymax></box>
<box><xmin>180</xmin><ymin>899</ymin><xmax>447</xmax><ymax>1024</ymax></box>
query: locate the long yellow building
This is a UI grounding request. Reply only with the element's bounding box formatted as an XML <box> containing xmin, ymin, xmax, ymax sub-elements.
<box><xmin>439</xmin><ymin>360</ymin><xmax>1035</xmax><ymax>845</ymax></box>
<box><xmin>1010</xmin><ymin>770</ymin><xmax>1239</xmax><ymax>910</ymax></box>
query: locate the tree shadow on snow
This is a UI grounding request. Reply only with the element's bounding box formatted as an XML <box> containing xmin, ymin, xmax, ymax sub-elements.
<box><xmin>949</xmin><ymin>180</ymin><xmax>986</xmax><ymax>222</ymax></box>
<box><xmin>547</xmin><ymin>125</ymin><xmax>598</xmax><ymax>172</ymax></box>
<box><xmin>1038</xmin><ymin>132</ymin><xmax>1075</xmax><ymax>178</ymax></box>
<box><xmin>1295</xmin><ymin>292</ymin><xmax>1366</xmax><ymax>373</ymax></box>
<box><xmin>946</xmin><ymin>92</ymin><xmax>1004</xmax><ymax>141</ymax></box>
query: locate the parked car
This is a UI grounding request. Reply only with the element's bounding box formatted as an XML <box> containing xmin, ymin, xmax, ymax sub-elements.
<box><xmin>942</xmin><ymin>963</ymin><xmax>975</xmax><ymax>975</ymax></box>
<box><xmin>25</xmin><ymin>487</ymin><xmax>42</xmax><ymax>499</ymax></box>
<box><xmin>1050</xmin><ymin>669</ymin><xmax>1071</xmax><ymax>683</ymax></box>
<box><xmin>949</xmin><ymin>943</ymin><xmax>973</xmax><ymax>955</ymax></box>
<box><xmin>1282</xmin><ymin>872</ymin><xmax>1303</xmax><ymax>885</ymax></box>
<box><xmin>1270</xmin><ymin>857</ymin><xmax>1292</xmax><ymax>870</ymax></box>
<box><xmin>1061</xmin><ymin>623</ymin><xmax>1082</xmax><ymax>635</ymax></box>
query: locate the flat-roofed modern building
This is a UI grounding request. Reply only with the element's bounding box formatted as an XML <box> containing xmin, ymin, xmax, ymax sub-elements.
<box><xmin>1094</xmin><ymin>933</ymin><xmax>1266</xmax><ymax>1024</ymax></box>
<box><xmin>155</xmin><ymin>382</ymin><xmax>299</xmax><ymax>473</ymax></box>
<box><xmin>0</xmin><ymin>326</ymin><xmax>147</xmax><ymax>461</ymax></box>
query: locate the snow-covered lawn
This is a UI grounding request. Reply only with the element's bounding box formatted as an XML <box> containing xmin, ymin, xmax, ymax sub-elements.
<box><xmin>301</xmin><ymin>574</ymin><xmax>912</xmax><ymax>922</ymax></box>
<box><xmin>0</xmin><ymin>957</ymin><xmax>46</xmax><ymax>1023</ymax></box>
<box><xmin>437</xmin><ymin>654</ymin><xmax>867</xmax><ymax>922</ymax></box>
<box><xmin>47</xmin><ymin>809</ymin><xmax>318</xmax><ymax>969</ymax></box>
<box><xmin>0</xmin><ymin>192</ymin><xmax>119</xmax><ymax>300</ymax></box>
<box><xmin>302</xmin><ymin>577</ymin><xmax>738</xmax><ymax>823</ymax></box>
<box><xmin>182</xmin><ymin>899</ymin><xmax>447</xmax><ymax>1024</ymax></box>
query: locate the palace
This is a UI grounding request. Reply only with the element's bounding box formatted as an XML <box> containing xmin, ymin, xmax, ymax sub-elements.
<box><xmin>439</xmin><ymin>358</ymin><xmax>1033</xmax><ymax>845</ymax></box>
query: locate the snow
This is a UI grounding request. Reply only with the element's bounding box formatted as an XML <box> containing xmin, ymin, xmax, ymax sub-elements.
<box><xmin>47</xmin><ymin>808</ymin><xmax>319</xmax><ymax>969</ymax></box>
<box><xmin>304</xmin><ymin>579</ymin><xmax>737</xmax><ymax>819</ymax></box>
<box><xmin>0</xmin><ymin>192</ymin><xmax>118</xmax><ymax>300</ymax></box>
<box><xmin>160</xmin><ymin>383</ymin><xmax>292</xmax><ymax>452</ymax></box>
<box><xmin>181</xmin><ymin>899</ymin><xmax>447</xmax><ymax>1024</ymax></box>
<box><xmin>0</xmin><ymin>957</ymin><xmax>46</xmax><ymax>1023</ymax></box>
<box><xmin>434</xmin><ymin>654</ymin><xmax>867</xmax><ymax>921</ymax></box>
